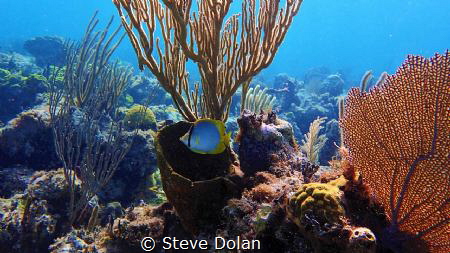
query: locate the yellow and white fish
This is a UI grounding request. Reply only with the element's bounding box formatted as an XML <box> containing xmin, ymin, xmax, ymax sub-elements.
<box><xmin>180</xmin><ymin>119</ymin><xmax>231</xmax><ymax>155</ymax></box>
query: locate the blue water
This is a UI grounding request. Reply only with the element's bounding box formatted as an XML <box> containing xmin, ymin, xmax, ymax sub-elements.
<box><xmin>1</xmin><ymin>0</ymin><xmax>449</xmax><ymax>85</ymax></box>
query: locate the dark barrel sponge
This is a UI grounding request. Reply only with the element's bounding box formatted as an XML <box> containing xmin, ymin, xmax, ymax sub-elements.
<box><xmin>156</xmin><ymin>121</ymin><xmax>242</xmax><ymax>235</ymax></box>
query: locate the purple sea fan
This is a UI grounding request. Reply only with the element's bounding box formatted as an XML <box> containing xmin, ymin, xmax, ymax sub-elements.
<box><xmin>340</xmin><ymin>51</ymin><xmax>450</xmax><ymax>253</ymax></box>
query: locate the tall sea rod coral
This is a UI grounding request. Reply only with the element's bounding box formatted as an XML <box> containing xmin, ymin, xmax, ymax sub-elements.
<box><xmin>340</xmin><ymin>51</ymin><xmax>450</xmax><ymax>252</ymax></box>
<box><xmin>48</xmin><ymin>13</ymin><xmax>133</xmax><ymax>226</ymax></box>
<box><xmin>113</xmin><ymin>0</ymin><xmax>303</xmax><ymax>122</ymax></box>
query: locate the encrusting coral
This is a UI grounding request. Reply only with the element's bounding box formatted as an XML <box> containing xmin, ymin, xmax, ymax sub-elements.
<box><xmin>0</xmin><ymin>167</ymin><xmax>33</xmax><ymax>198</ymax></box>
<box><xmin>340</xmin><ymin>51</ymin><xmax>450</xmax><ymax>252</ymax></box>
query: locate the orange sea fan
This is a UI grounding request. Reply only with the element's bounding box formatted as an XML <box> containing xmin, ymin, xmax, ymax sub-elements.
<box><xmin>340</xmin><ymin>51</ymin><xmax>450</xmax><ymax>252</ymax></box>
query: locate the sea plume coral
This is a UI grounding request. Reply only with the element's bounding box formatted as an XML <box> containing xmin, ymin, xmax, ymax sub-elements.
<box><xmin>340</xmin><ymin>51</ymin><xmax>450</xmax><ymax>252</ymax></box>
<box><xmin>301</xmin><ymin>116</ymin><xmax>328</xmax><ymax>164</ymax></box>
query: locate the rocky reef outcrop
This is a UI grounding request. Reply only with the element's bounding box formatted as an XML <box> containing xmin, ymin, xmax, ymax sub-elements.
<box><xmin>237</xmin><ymin>110</ymin><xmax>302</xmax><ymax>176</ymax></box>
<box><xmin>125</xmin><ymin>75</ymin><xmax>172</xmax><ymax>106</ymax></box>
<box><xmin>0</xmin><ymin>52</ymin><xmax>41</xmax><ymax>75</ymax></box>
<box><xmin>99</xmin><ymin>129</ymin><xmax>158</xmax><ymax>205</ymax></box>
<box><xmin>0</xmin><ymin>69</ymin><xmax>47</xmax><ymax>122</ymax></box>
<box><xmin>286</xmin><ymin>175</ymin><xmax>377</xmax><ymax>253</ymax></box>
<box><xmin>0</xmin><ymin>107</ymin><xmax>59</xmax><ymax>170</ymax></box>
<box><xmin>0</xmin><ymin>107</ymin><xmax>158</xmax><ymax>206</ymax></box>
<box><xmin>0</xmin><ymin>166</ymin><xmax>34</xmax><ymax>198</ymax></box>
<box><xmin>0</xmin><ymin>169</ymin><xmax>75</xmax><ymax>253</ymax></box>
<box><xmin>2</xmin><ymin>29</ymin><xmax>444</xmax><ymax>253</ymax></box>
<box><xmin>303</xmin><ymin>67</ymin><xmax>344</xmax><ymax>97</ymax></box>
<box><xmin>23</xmin><ymin>36</ymin><xmax>66</xmax><ymax>67</ymax></box>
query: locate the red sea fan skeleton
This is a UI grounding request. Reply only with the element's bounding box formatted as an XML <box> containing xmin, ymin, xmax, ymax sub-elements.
<box><xmin>340</xmin><ymin>51</ymin><xmax>450</xmax><ymax>252</ymax></box>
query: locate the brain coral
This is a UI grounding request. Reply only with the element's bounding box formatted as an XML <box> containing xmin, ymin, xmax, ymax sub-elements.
<box><xmin>124</xmin><ymin>104</ymin><xmax>156</xmax><ymax>130</ymax></box>
<box><xmin>288</xmin><ymin>176</ymin><xmax>347</xmax><ymax>227</ymax></box>
<box><xmin>340</xmin><ymin>51</ymin><xmax>449</xmax><ymax>252</ymax></box>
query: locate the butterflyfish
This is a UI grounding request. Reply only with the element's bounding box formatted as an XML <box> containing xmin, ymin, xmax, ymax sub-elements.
<box><xmin>180</xmin><ymin>119</ymin><xmax>231</xmax><ymax>155</ymax></box>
